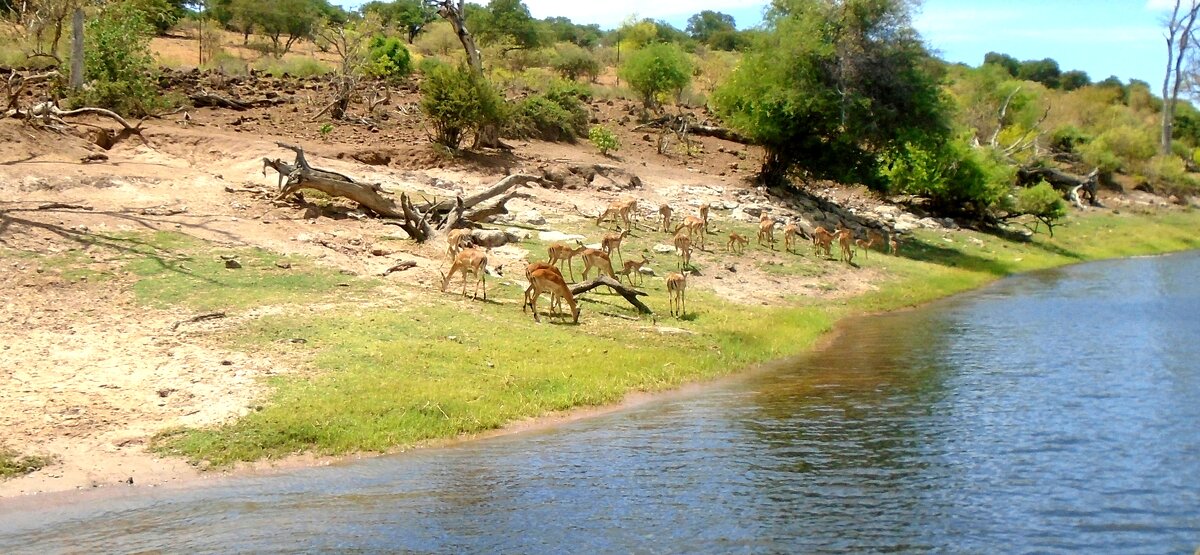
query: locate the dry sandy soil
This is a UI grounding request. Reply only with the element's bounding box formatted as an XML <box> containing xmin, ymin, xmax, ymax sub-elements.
<box><xmin>0</xmin><ymin>68</ymin><xmax>903</xmax><ymax>498</ymax></box>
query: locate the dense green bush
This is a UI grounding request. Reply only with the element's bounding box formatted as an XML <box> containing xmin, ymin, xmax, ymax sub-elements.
<box><xmin>365</xmin><ymin>35</ymin><xmax>412</xmax><ymax>81</ymax></box>
<box><xmin>882</xmin><ymin>138</ymin><xmax>1015</xmax><ymax>216</ymax></box>
<box><xmin>618</xmin><ymin>42</ymin><xmax>692</xmax><ymax>112</ymax></box>
<box><xmin>506</xmin><ymin>81</ymin><xmax>590</xmax><ymax>142</ymax></box>
<box><xmin>588</xmin><ymin>125</ymin><xmax>619</xmax><ymax>155</ymax></box>
<box><xmin>1079</xmin><ymin>125</ymin><xmax>1156</xmax><ymax>172</ymax></box>
<box><xmin>552</xmin><ymin>43</ymin><xmax>600</xmax><ymax>82</ymax></box>
<box><xmin>1141</xmin><ymin>154</ymin><xmax>1198</xmax><ymax>194</ymax></box>
<box><xmin>420</xmin><ymin>64</ymin><xmax>506</xmax><ymax>149</ymax></box>
<box><xmin>1014</xmin><ymin>181</ymin><xmax>1067</xmax><ymax>234</ymax></box>
<box><xmin>74</xmin><ymin>0</ymin><xmax>172</xmax><ymax>117</ymax></box>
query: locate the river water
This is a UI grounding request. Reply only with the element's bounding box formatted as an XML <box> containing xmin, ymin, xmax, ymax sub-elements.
<box><xmin>2</xmin><ymin>252</ymin><xmax>1199</xmax><ymax>553</ymax></box>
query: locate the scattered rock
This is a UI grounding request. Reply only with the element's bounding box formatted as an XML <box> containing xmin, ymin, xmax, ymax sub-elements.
<box><xmin>653</xmin><ymin>244</ymin><xmax>677</xmax><ymax>254</ymax></box>
<box><xmin>516</xmin><ymin>209</ymin><xmax>546</xmax><ymax>226</ymax></box>
<box><xmin>274</xmin><ymin>261</ymin><xmax>291</xmax><ymax>269</ymax></box>
<box><xmin>224</xmin><ymin>259</ymin><xmax>241</xmax><ymax>269</ymax></box>
<box><xmin>538</xmin><ymin>230</ymin><xmax>585</xmax><ymax>243</ymax></box>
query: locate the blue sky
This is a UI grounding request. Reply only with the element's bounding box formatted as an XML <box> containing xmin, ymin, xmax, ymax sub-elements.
<box><xmin>336</xmin><ymin>1</ymin><xmax>1169</xmax><ymax>87</ymax></box>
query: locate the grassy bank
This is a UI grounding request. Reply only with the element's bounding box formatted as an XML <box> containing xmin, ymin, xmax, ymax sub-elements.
<box><xmin>0</xmin><ymin>447</ymin><xmax>54</xmax><ymax>479</ymax></box>
<box><xmin>138</xmin><ymin>209</ymin><xmax>1200</xmax><ymax>466</ymax></box>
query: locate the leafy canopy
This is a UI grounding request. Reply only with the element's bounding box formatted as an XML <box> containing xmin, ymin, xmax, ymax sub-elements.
<box><xmin>714</xmin><ymin>0</ymin><xmax>949</xmax><ymax>188</ymax></box>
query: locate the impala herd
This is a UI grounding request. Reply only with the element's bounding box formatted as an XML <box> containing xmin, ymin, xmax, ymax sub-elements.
<box><xmin>441</xmin><ymin>196</ymin><xmax>902</xmax><ymax>325</ymax></box>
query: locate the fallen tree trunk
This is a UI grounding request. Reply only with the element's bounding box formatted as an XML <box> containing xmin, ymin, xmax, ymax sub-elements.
<box><xmin>188</xmin><ymin>92</ymin><xmax>251</xmax><ymax>111</ymax></box>
<box><xmin>1018</xmin><ymin>165</ymin><xmax>1102</xmax><ymax>207</ymax></box>
<box><xmin>417</xmin><ymin>173</ymin><xmax>540</xmax><ymax>215</ymax></box>
<box><xmin>571</xmin><ymin>275</ymin><xmax>653</xmax><ymax>314</ymax></box>
<box><xmin>691</xmin><ymin>124</ymin><xmax>748</xmax><ymax>144</ymax></box>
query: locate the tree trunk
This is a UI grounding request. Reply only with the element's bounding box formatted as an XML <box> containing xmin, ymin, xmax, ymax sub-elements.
<box><xmin>1162</xmin><ymin>1</ymin><xmax>1200</xmax><ymax>155</ymax></box>
<box><xmin>69</xmin><ymin>9</ymin><xmax>83</xmax><ymax>90</ymax></box>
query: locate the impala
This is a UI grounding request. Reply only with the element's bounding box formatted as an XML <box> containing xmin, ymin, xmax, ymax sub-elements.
<box><xmin>616</xmin><ymin>254</ymin><xmax>650</xmax><ymax>286</ymax></box>
<box><xmin>782</xmin><ymin>222</ymin><xmax>801</xmax><ymax>253</ymax></box>
<box><xmin>601</xmin><ymin>228</ymin><xmax>630</xmax><ymax>264</ymax></box>
<box><xmin>757</xmin><ymin>218</ymin><xmax>776</xmax><ymax>249</ymax></box>
<box><xmin>441</xmin><ymin>247</ymin><xmax>488</xmax><ymax>300</ymax></box>
<box><xmin>665</xmin><ymin>271</ymin><xmax>687</xmax><ymax>318</ymax></box>
<box><xmin>547</xmin><ymin>242</ymin><xmax>587</xmax><ymax>282</ymax></box>
<box><xmin>726</xmin><ymin>231</ymin><xmax>749</xmax><ymax>254</ymax></box>
<box><xmin>658</xmin><ymin>203</ymin><xmax>673</xmax><ymax>233</ymax></box>
<box><xmin>673</xmin><ymin>231</ymin><xmax>693</xmax><ymax>268</ymax></box>
<box><xmin>528</xmin><ymin>267</ymin><xmax>580</xmax><ymax>324</ymax></box>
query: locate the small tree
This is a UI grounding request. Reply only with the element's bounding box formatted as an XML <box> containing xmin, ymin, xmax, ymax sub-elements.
<box><xmin>1015</xmin><ymin>181</ymin><xmax>1067</xmax><ymax>235</ymax></box>
<box><xmin>365</xmin><ymin>35</ymin><xmax>412</xmax><ymax>82</ymax></box>
<box><xmin>420</xmin><ymin>63</ymin><xmax>505</xmax><ymax>149</ymax></box>
<box><xmin>589</xmin><ymin>125</ymin><xmax>619</xmax><ymax>155</ymax></box>
<box><xmin>76</xmin><ymin>0</ymin><xmax>170</xmax><ymax>116</ymax></box>
<box><xmin>552</xmin><ymin>43</ymin><xmax>599</xmax><ymax>81</ymax></box>
<box><xmin>618</xmin><ymin>42</ymin><xmax>692</xmax><ymax>114</ymax></box>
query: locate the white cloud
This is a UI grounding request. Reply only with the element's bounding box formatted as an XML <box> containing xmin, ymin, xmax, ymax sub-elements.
<box><xmin>1146</xmin><ymin>0</ymin><xmax>1178</xmax><ymax>10</ymax></box>
<box><xmin>520</xmin><ymin>0</ymin><xmax>767</xmax><ymax>29</ymax></box>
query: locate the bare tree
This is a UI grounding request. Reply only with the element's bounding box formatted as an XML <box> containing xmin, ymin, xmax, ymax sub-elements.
<box><xmin>1161</xmin><ymin>0</ymin><xmax>1200</xmax><ymax>155</ymax></box>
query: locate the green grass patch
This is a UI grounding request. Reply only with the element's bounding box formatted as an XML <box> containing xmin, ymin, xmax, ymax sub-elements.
<box><xmin>0</xmin><ymin>447</ymin><xmax>54</xmax><ymax>479</ymax></box>
<box><xmin>1</xmin><ymin>231</ymin><xmax>376</xmax><ymax>311</ymax></box>
<box><xmin>152</xmin><ymin>209</ymin><xmax>1200</xmax><ymax>466</ymax></box>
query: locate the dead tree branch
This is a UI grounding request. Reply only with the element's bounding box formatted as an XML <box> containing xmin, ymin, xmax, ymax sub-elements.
<box><xmin>570</xmin><ymin>275</ymin><xmax>653</xmax><ymax>314</ymax></box>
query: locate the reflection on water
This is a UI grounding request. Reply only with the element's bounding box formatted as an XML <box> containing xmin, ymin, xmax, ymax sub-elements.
<box><xmin>2</xmin><ymin>252</ymin><xmax>1199</xmax><ymax>553</ymax></box>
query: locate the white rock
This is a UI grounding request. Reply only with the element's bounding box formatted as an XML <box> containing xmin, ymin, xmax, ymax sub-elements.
<box><xmin>538</xmin><ymin>230</ymin><xmax>585</xmax><ymax>242</ymax></box>
<box><xmin>653</xmin><ymin>244</ymin><xmax>677</xmax><ymax>254</ymax></box>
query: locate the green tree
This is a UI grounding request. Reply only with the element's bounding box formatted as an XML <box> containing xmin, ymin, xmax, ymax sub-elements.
<box><xmin>1059</xmin><ymin>69</ymin><xmax>1090</xmax><ymax>91</ymax></box>
<box><xmin>1016</xmin><ymin>58</ymin><xmax>1061</xmax><ymax>88</ymax></box>
<box><xmin>360</xmin><ymin>0</ymin><xmax>437</xmax><ymax>43</ymax></box>
<box><xmin>420</xmin><ymin>63</ymin><xmax>505</xmax><ymax>149</ymax></box>
<box><xmin>470</xmin><ymin>0</ymin><xmax>544</xmax><ymax>50</ymax></box>
<box><xmin>618</xmin><ymin>42</ymin><xmax>692</xmax><ymax>113</ymax></box>
<box><xmin>1015</xmin><ymin>181</ymin><xmax>1066</xmax><ymax>235</ymax></box>
<box><xmin>983</xmin><ymin>51</ymin><xmax>1019</xmax><ymax>76</ymax></box>
<box><xmin>686</xmin><ymin>10</ymin><xmax>736</xmax><ymax>42</ymax></box>
<box><xmin>230</xmin><ymin>0</ymin><xmax>319</xmax><ymax>56</ymax></box>
<box><xmin>365</xmin><ymin>35</ymin><xmax>412</xmax><ymax>81</ymax></box>
<box><xmin>78</xmin><ymin>0</ymin><xmax>171</xmax><ymax>116</ymax></box>
<box><xmin>714</xmin><ymin>0</ymin><xmax>949</xmax><ymax>188</ymax></box>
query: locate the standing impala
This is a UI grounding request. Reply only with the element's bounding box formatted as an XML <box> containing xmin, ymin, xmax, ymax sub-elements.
<box><xmin>658</xmin><ymin>203</ymin><xmax>673</xmax><ymax>233</ymax></box>
<box><xmin>665</xmin><ymin>271</ymin><xmax>687</xmax><ymax>318</ymax></box>
<box><xmin>601</xmin><ymin>228</ymin><xmax>630</xmax><ymax>265</ymax></box>
<box><xmin>441</xmin><ymin>247</ymin><xmax>488</xmax><ymax>300</ymax></box>
<box><xmin>547</xmin><ymin>242</ymin><xmax>587</xmax><ymax>282</ymax></box>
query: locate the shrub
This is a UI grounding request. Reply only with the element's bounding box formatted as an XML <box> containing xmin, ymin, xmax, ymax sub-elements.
<box><xmin>365</xmin><ymin>35</ymin><xmax>412</xmax><ymax>82</ymax></box>
<box><xmin>618</xmin><ymin>42</ymin><xmax>692</xmax><ymax>112</ymax></box>
<box><xmin>1141</xmin><ymin>154</ymin><xmax>1198</xmax><ymax>195</ymax></box>
<box><xmin>1015</xmin><ymin>181</ymin><xmax>1067</xmax><ymax>235</ymax></box>
<box><xmin>74</xmin><ymin>0</ymin><xmax>172</xmax><ymax>117</ymax></box>
<box><xmin>507</xmin><ymin>82</ymin><xmax>589</xmax><ymax>142</ymax></box>
<box><xmin>1080</xmin><ymin>125</ymin><xmax>1156</xmax><ymax>172</ymax></box>
<box><xmin>882</xmin><ymin>138</ymin><xmax>1014</xmax><ymax>217</ymax></box>
<box><xmin>420</xmin><ymin>64</ymin><xmax>506</xmax><ymax>149</ymax></box>
<box><xmin>1049</xmin><ymin>124</ymin><xmax>1087</xmax><ymax>152</ymax></box>
<box><xmin>552</xmin><ymin>43</ymin><xmax>600</xmax><ymax>82</ymax></box>
<box><xmin>589</xmin><ymin>125</ymin><xmax>619</xmax><ymax>155</ymax></box>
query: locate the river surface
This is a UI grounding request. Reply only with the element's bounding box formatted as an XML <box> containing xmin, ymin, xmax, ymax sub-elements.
<box><xmin>2</xmin><ymin>252</ymin><xmax>1199</xmax><ymax>553</ymax></box>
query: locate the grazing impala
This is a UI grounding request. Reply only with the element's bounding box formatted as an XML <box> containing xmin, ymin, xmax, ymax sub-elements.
<box><xmin>527</xmin><ymin>267</ymin><xmax>580</xmax><ymax>324</ymax></box>
<box><xmin>726</xmin><ymin>231</ymin><xmax>749</xmax><ymax>254</ymax></box>
<box><xmin>675</xmin><ymin>215</ymin><xmax>706</xmax><ymax>250</ymax></box>
<box><xmin>441</xmin><ymin>247</ymin><xmax>488</xmax><ymax>300</ymax></box>
<box><xmin>665</xmin><ymin>271</ymin><xmax>687</xmax><ymax>318</ymax></box>
<box><xmin>811</xmin><ymin>226</ymin><xmax>834</xmax><ymax>258</ymax></box>
<box><xmin>446</xmin><ymin>228</ymin><xmax>474</xmax><ymax>258</ymax></box>
<box><xmin>596</xmin><ymin>199</ymin><xmax>636</xmax><ymax>228</ymax></box>
<box><xmin>522</xmin><ymin>261</ymin><xmax>563</xmax><ymax>314</ymax></box>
